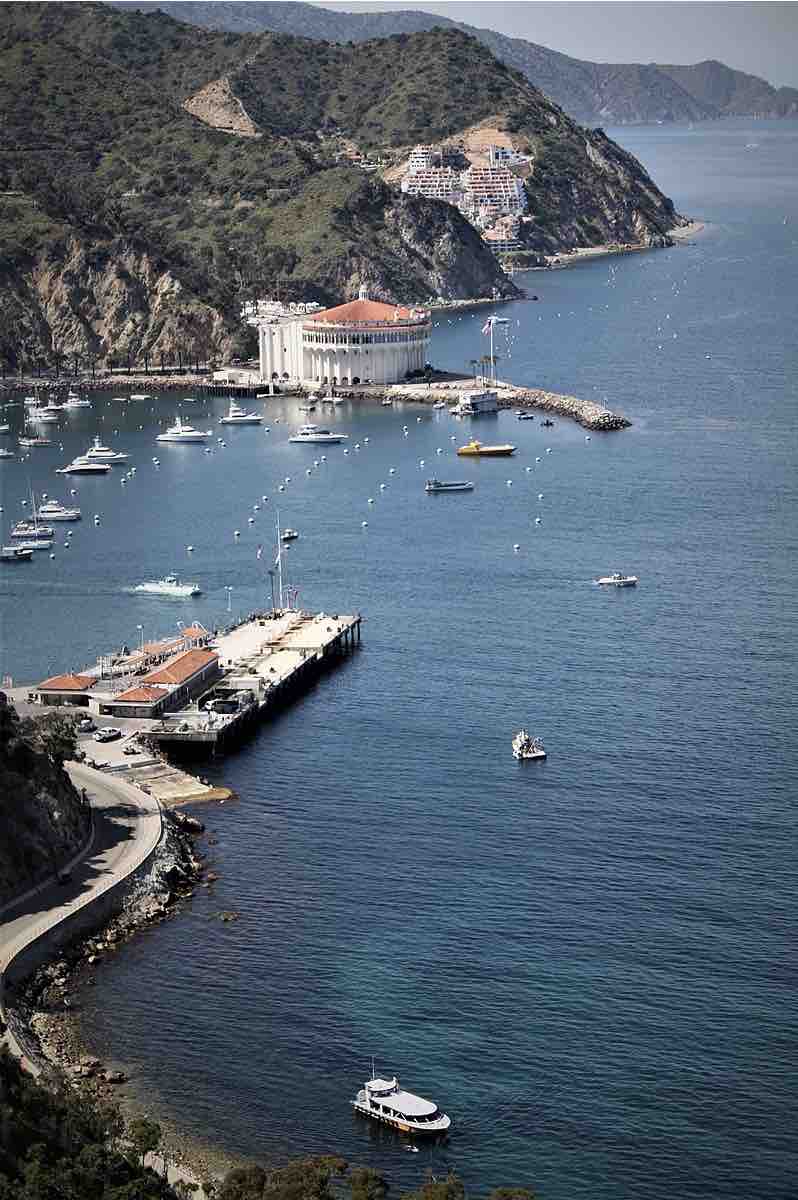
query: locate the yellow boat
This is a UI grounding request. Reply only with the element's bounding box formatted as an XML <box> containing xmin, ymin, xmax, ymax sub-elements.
<box><xmin>456</xmin><ymin>439</ymin><xmax>516</xmax><ymax>457</ymax></box>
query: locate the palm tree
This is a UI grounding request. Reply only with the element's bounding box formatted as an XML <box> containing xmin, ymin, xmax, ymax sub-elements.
<box><xmin>479</xmin><ymin>354</ymin><xmax>491</xmax><ymax>384</ymax></box>
<box><xmin>469</xmin><ymin>358</ymin><xmax>479</xmax><ymax>384</ymax></box>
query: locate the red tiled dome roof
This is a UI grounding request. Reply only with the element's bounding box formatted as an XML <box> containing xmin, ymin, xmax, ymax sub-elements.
<box><xmin>308</xmin><ymin>299</ymin><xmax>425</xmax><ymax>325</ymax></box>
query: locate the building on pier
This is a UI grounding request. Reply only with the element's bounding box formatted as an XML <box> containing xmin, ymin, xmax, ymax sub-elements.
<box><xmin>242</xmin><ymin>286</ymin><xmax>431</xmax><ymax>387</ymax></box>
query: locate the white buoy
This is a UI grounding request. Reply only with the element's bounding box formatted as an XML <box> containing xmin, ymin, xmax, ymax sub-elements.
<box><xmin>234</xmin><ymin>530</ymin><xmax>241</xmax><ymax>538</ymax></box>
<box><xmin>50</xmin><ymin>553</ymin><xmax>55</xmax><ymax>559</ymax></box>
<box><xmin>403</xmin><ymin>425</ymin><xmax>408</xmax><ymax>432</ymax></box>
<box><xmin>436</xmin><ymin>448</ymin><xmax>442</xmax><ymax>455</ymax></box>
<box><xmin>546</xmin><ymin>447</ymin><xmax>552</xmax><ymax>454</ymax></box>
<box><xmin>389</xmin><ymin>467</ymin><xmax>396</xmax><ymax>475</ymax></box>
<box><xmin>248</xmin><ymin>517</ymin><xmax>255</xmax><ymax>524</ymax></box>
<box><xmin>379</xmin><ymin>483</ymin><xmax>386</xmax><ymax>491</ymax></box>
<box><xmin>70</xmin><ymin>489</ymin><xmax>77</xmax><ymax>495</ymax></box>
<box><xmin>306</xmin><ymin>468</ymin><xmax>312</xmax><ymax>476</ymax></box>
<box><xmin>187</xmin><ymin>545</ymin><xmax>194</xmax><ymax>552</ymax></box>
<box><xmin>535</xmin><ymin>517</ymin><xmax>542</xmax><ymax>525</ymax></box>
<box><xmin>321</xmin><ymin>455</ymin><xmax>326</xmax><ymax>462</ymax></box>
<box><xmin>265</xmin><ymin>427</ymin><xmax>270</xmax><ymax>433</ymax></box>
<box><xmin>364</xmin><ymin>437</ymin><xmax>369</xmax><ymax>444</ymax></box>
<box><xmin>285</xmin><ymin>477</ymin><xmax>291</xmax><ymax>483</ymax></box>
<box><xmin>506</xmin><ymin>479</ymin><xmax>513</xmax><ymax>486</ymax></box>
<box><xmin>262</xmin><ymin>495</ymin><xmax>268</xmax><ymax>502</ymax></box>
<box><xmin>361</xmin><ymin>521</ymin><xmax>368</xmax><ymax>527</ymax></box>
<box><xmin>313</xmin><ymin>460</ymin><xmax>319</xmax><ymax>468</ymax></box>
<box><xmin>585</xmin><ymin>435</ymin><xmax>591</xmax><ymax>441</ymax></box>
<box><xmin>513</xmin><ymin>543</ymin><xmax>520</xmax><ymax>552</ymax></box>
<box><xmin>525</xmin><ymin>467</ymin><xmax>532</xmax><ymax>473</ymax></box>
<box><xmin>344</xmin><ymin>448</ymin><xmax>350</xmax><ymax>454</ymax></box>
<box><xmin>416</xmin><ymin>416</ymin><xmax>422</xmax><ymax>423</ymax></box>
<box><xmin>538</xmin><ymin>493</ymin><xmax>544</xmax><ymax>500</ymax></box>
<box><xmin>450</xmin><ymin>435</ymin><xmax>456</xmax><ymax>442</ymax></box>
<box><xmin>42</xmin><ymin>492</ymin><xmax>48</xmax><ymax>500</ymax></box>
<box><xmin>536</xmin><ymin>456</ymin><xmax>541</xmax><ymax>463</ymax></box>
<box><xmin>354</xmin><ymin>443</ymin><xmax>361</xmax><ymax>451</ymax></box>
<box><xmin>21</xmin><ymin>500</ymin><xmax>27</xmax><ymax>507</ymax></box>
<box><xmin>66</xmin><ymin>530</ymin><xmax>73</xmax><ymax>538</ymax></box>
<box><xmin>217</xmin><ymin>437</ymin><xmax>224</xmax><ymax>443</ymax></box>
<box><xmin>278</xmin><ymin>485</ymin><xmax>285</xmax><ymax>492</ymax></box>
<box><xmin>254</xmin><ymin>504</ymin><xmax>260</xmax><ymax>511</ymax></box>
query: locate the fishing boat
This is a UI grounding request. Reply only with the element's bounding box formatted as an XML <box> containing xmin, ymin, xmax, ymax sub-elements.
<box><xmin>220</xmin><ymin>400</ymin><xmax>262</xmax><ymax>425</ymax></box>
<box><xmin>512</xmin><ymin>730</ymin><xmax>546</xmax><ymax>761</ymax></box>
<box><xmin>425</xmin><ymin>479</ymin><xmax>474</xmax><ymax>493</ymax></box>
<box><xmin>156</xmin><ymin>416</ymin><xmax>211</xmax><ymax>443</ymax></box>
<box><xmin>0</xmin><ymin>545</ymin><xmax>33</xmax><ymax>563</ymax></box>
<box><xmin>134</xmin><ymin>574</ymin><xmax>202</xmax><ymax>597</ymax></box>
<box><xmin>37</xmin><ymin>499</ymin><xmax>82</xmax><ymax>522</ymax></box>
<box><xmin>83</xmin><ymin>435</ymin><xmax>129</xmax><ymax>462</ymax></box>
<box><xmin>352</xmin><ymin>1069</ymin><xmax>451</xmax><ymax>1136</ymax></box>
<box><xmin>288</xmin><ymin>424</ymin><xmax>348</xmax><ymax>444</ymax></box>
<box><xmin>596</xmin><ymin>572</ymin><xmax>638</xmax><ymax>587</ymax></box>
<box><xmin>456</xmin><ymin>439</ymin><xmax>516</xmax><ymax>457</ymax></box>
<box><xmin>56</xmin><ymin>457</ymin><xmax>111</xmax><ymax>474</ymax></box>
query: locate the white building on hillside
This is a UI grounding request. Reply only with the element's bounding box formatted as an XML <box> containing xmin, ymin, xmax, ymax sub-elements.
<box><xmin>243</xmin><ymin>287</ymin><xmax>431</xmax><ymax>387</ymax></box>
<box><xmin>401</xmin><ymin>167</ymin><xmax>463</xmax><ymax>203</ymax></box>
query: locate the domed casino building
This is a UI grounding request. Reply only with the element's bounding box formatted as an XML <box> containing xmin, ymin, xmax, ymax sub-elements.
<box><xmin>242</xmin><ymin>286</ymin><xmax>432</xmax><ymax>387</ymax></box>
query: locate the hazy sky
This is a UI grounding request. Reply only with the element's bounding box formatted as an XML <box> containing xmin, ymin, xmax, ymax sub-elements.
<box><xmin>315</xmin><ymin>2</ymin><xmax>798</xmax><ymax>87</ymax></box>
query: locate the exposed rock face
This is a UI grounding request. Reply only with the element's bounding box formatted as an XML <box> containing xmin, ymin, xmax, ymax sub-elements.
<box><xmin>183</xmin><ymin>76</ymin><xmax>260</xmax><ymax>137</ymax></box>
<box><xmin>0</xmin><ymin>237</ymin><xmax>233</xmax><ymax>368</ymax></box>
<box><xmin>0</xmin><ymin>697</ymin><xmax>91</xmax><ymax>909</ymax></box>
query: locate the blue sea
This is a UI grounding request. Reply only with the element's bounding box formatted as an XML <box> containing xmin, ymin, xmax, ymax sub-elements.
<box><xmin>1</xmin><ymin>120</ymin><xmax>796</xmax><ymax>1199</ymax></box>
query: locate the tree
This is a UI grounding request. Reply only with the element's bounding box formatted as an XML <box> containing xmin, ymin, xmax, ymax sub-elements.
<box><xmin>18</xmin><ymin>710</ymin><xmax>79</xmax><ymax>767</ymax></box>
<box><xmin>401</xmin><ymin>1173</ymin><xmax>465</xmax><ymax>1200</ymax></box>
<box><xmin>469</xmin><ymin>357</ymin><xmax>479</xmax><ymax>383</ymax></box>
<box><xmin>128</xmin><ymin>1117</ymin><xmax>162</xmax><ymax>1167</ymax></box>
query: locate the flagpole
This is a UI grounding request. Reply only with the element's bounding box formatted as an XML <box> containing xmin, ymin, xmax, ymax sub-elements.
<box><xmin>490</xmin><ymin>317</ymin><xmax>495</xmax><ymax>384</ymax></box>
<box><xmin>275</xmin><ymin>511</ymin><xmax>284</xmax><ymax>611</ymax></box>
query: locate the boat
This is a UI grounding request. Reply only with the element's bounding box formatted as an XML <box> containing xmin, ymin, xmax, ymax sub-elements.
<box><xmin>64</xmin><ymin>394</ymin><xmax>92</xmax><ymax>410</ymax></box>
<box><xmin>37</xmin><ymin>499</ymin><xmax>82</xmax><ymax>522</ymax></box>
<box><xmin>596</xmin><ymin>572</ymin><xmax>638</xmax><ymax>587</ymax></box>
<box><xmin>512</xmin><ymin>730</ymin><xmax>547</xmax><ymax>760</ymax></box>
<box><xmin>11</xmin><ymin>519</ymin><xmax>55</xmax><ymax>539</ymax></box>
<box><xmin>432</xmin><ymin>400</ymin><xmax>447</xmax><ymax>410</ymax></box>
<box><xmin>381</xmin><ymin>398</ymin><xmax>393</xmax><ymax>406</ymax></box>
<box><xmin>456</xmin><ymin>439</ymin><xmax>516</xmax><ymax>457</ymax></box>
<box><xmin>0</xmin><ymin>448</ymin><xmax>15</xmax><ymax>460</ymax></box>
<box><xmin>19</xmin><ymin>434</ymin><xmax>52</xmax><ymax>447</ymax></box>
<box><xmin>352</xmin><ymin>1071</ymin><xmax>451</xmax><ymax>1136</ymax></box>
<box><xmin>156</xmin><ymin>416</ymin><xmax>211</xmax><ymax>443</ymax></box>
<box><xmin>298</xmin><ymin>402</ymin><xmax>316</xmax><ymax>413</ymax></box>
<box><xmin>1</xmin><ymin>545</ymin><xmax>33</xmax><ymax>563</ymax></box>
<box><xmin>83</xmin><ymin>435</ymin><xmax>129</xmax><ymax>462</ymax></box>
<box><xmin>130</xmin><ymin>393</ymin><xmax>152</xmax><ymax>401</ymax></box>
<box><xmin>0</xmin><ymin>423</ymin><xmax>10</xmax><ymax>434</ymax></box>
<box><xmin>134</xmin><ymin>573</ymin><xmax>202</xmax><ymax>597</ymax></box>
<box><xmin>256</xmin><ymin>391</ymin><xmax>272</xmax><ymax>400</ymax></box>
<box><xmin>11</xmin><ymin>537</ymin><xmax>53</xmax><ymax>551</ymax></box>
<box><xmin>288</xmin><ymin>424</ymin><xmax>349</xmax><ymax>445</ymax></box>
<box><xmin>30</xmin><ymin>407</ymin><xmax>61</xmax><ymax>424</ymax></box>
<box><xmin>425</xmin><ymin>479</ymin><xmax>474</xmax><ymax>493</ymax></box>
<box><xmin>541</xmin><ymin>418</ymin><xmax>555</xmax><ymax>427</ymax></box>
<box><xmin>55</xmin><ymin>457</ymin><xmax>111</xmax><ymax>475</ymax></box>
<box><xmin>220</xmin><ymin>401</ymin><xmax>262</xmax><ymax>425</ymax></box>
<box><xmin>517</xmin><ymin>412</ymin><xmax>535</xmax><ymax>421</ymax></box>
<box><xmin>281</xmin><ymin>528</ymin><xmax>299</xmax><ymax>542</ymax></box>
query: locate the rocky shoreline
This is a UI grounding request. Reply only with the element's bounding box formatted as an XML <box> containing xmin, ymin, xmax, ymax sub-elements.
<box><xmin>504</xmin><ymin>389</ymin><xmax>631</xmax><ymax>431</ymax></box>
<box><xmin>2</xmin><ymin>808</ymin><xmax>230</xmax><ymax>1190</ymax></box>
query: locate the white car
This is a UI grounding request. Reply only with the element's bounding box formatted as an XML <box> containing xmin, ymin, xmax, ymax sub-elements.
<box><xmin>93</xmin><ymin>727</ymin><xmax>122</xmax><ymax>743</ymax></box>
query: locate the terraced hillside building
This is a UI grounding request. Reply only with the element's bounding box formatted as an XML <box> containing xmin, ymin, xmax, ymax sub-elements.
<box><xmin>243</xmin><ymin>287</ymin><xmax>431</xmax><ymax>386</ymax></box>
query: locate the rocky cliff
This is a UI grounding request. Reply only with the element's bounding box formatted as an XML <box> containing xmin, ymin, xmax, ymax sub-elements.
<box><xmin>0</xmin><ymin>696</ymin><xmax>91</xmax><ymax>909</ymax></box>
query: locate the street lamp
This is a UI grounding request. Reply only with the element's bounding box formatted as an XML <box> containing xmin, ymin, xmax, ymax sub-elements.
<box><xmin>136</xmin><ymin>624</ymin><xmax>144</xmax><ymax>653</ymax></box>
<box><xmin>224</xmin><ymin>586</ymin><xmax>233</xmax><ymax>613</ymax></box>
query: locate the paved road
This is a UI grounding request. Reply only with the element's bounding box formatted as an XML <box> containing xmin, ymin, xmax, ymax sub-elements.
<box><xmin>0</xmin><ymin>762</ymin><xmax>162</xmax><ymax>1068</ymax></box>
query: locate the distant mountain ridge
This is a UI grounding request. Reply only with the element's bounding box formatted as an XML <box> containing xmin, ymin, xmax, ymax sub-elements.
<box><xmin>110</xmin><ymin>0</ymin><xmax>798</xmax><ymax>125</ymax></box>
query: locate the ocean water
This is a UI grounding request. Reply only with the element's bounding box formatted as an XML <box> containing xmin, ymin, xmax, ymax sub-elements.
<box><xmin>1</xmin><ymin>120</ymin><xmax>796</xmax><ymax>1199</ymax></box>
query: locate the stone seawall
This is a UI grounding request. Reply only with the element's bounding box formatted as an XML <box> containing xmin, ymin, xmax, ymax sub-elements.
<box><xmin>502</xmin><ymin>388</ymin><xmax>631</xmax><ymax>431</ymax></box>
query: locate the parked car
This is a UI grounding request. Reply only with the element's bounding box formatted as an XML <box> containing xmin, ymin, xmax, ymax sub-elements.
<box><xmin>93</xmin><ymin>727</ymin><xmax>122</xmax><ymax>743</ymax></box>
<box><xmin>78</xmin><ymin>718</ymin><xmax>96</xmax><ymax>733</ymax></box>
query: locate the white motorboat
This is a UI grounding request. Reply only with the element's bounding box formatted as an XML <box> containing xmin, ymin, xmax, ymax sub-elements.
<box><xmin>281</xmin><ymin>528</ymin><xmax>299</xmax><ymax>542</ymax></box>
<box><xmin>11</xmin><ymin>519</ymin><xmax>54</xmax><ymax>539</ymax></box>
<box><xmin>596</xmin><ymin>572</ymin><xmax>638</xmax><ymax>587</ymax></box>
<box><xmin>512</xmin><ymin>730</ymin><xmax>547</xmax><ymax>761</ymax></box>
<box><xmin>31</xmin><ymin>407</ymin><xmax>61</xmax><ymax>424</ymax></box>
<box><xmin>134</xmin><ymin>574</ymin><xmax>202</xmax><ymax>597</ymax></box>
<box><xmin>55</xmin><ymin>457</ymin><xmax>111</xmax><ymax>475</ymax></box>
<box><xmin>130</xmin><ymin>393</ymin><xmax>152</xmax><ymax>401</ymax></box>
<box><xmin>425</xmin><ymin>479</ymin><xmax>474</xmax><ymax>493</ymax></box>
<box><xmin>19</xmin><ymin>434</ymin><xmax>52</xmax><ymax>447</ymax></box>
<box><xmin>220</xmin><ymin>401</ymin><xmax>262</xmax><ymax>425</ymax></box>
<box><xmin>11</xmin><ymin>538</ymin><xmax>53</xmax><ymax>551</ymax></box>
<box><xmin>1</xmin><ymin>545</ymin><xmax>33</xmax><ymax>563</ymax></box>
<box><xmin>298</xmin><ymin>402</ymin><xmax>316</xmax><ymax>413</ymax></box>
<box><xmin>352</xmin><ymin>1071</ymin><xmax>451</xmax><ymax>1136</ymax></box>
<box><xmin>381</xmin><ymin>398</ymin><xmax>393</xmax><ymax>406</ymax></box>
<box><xmin>83</xmin><ymin>435</ymin><xmax>129</xmax><ymax>463</ymax></box>
<box><xmin>37</xmin><ymin>499</ymin><xmax>82</xmax><ymax>521</ymax></box>
<box><xmin>0</xmin><ymin>423</ymin><xmax>10</xmax><ymax>433</ymax></box>
<box><xmin>432</xmin><ymin>400</ymin><xmax>447</xmax><ymax>409</ymax></box>
<box><xmin>156</xmin><ymin>416</ymin><xmax>211</xmax><ymax>443</ymax></box>
<box><xmin>64</xmin><ymin>394</ymin><xmax>92</xmax><ymax>409</ymax></box>
<box><xmin>288</xmin><ymin>424</ymin><xmax>348</xmax><ymax>445</ymax></box>
<box><xmin>0</xmin><ymin>448</ymin><xmax>15</xmax><ymax>460</ymax></box>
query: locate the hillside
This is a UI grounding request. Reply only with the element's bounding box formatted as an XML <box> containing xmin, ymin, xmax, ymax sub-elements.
<box><xmin>0</xmin><ymin>3</ymin><xmax>681</xmax><ymax>369</ymax></box>
<box><xmin>0</xmin><ymin>697</ymin><xmax>90</xmax><ymax>908</ymax></box>
<box><xmin>110</xmin><ymin>0</ymin><xmax>798</xmax><ymax>124</ymax></box>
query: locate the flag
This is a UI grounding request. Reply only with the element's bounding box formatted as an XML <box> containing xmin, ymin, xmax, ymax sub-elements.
<box><xmin>481</xmin><ymin>319</ymin><xmax>492</xmax><ymax>335</ymax></box>
<box><xmin>256</xmin><ymin>545</ymin><xmax>263</xmax><ymax>560</ymax></box>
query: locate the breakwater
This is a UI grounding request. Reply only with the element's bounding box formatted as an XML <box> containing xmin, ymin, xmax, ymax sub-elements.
<box><xmin>504</xmin><ymin>388</ymin><xmax>631</xmax><ymax>431</ymax></box>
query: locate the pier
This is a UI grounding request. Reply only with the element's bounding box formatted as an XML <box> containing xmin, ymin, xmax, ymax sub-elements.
<box><xmin>142</xmin><ymin>609</ymin><xmax>361</xmax><ymax>755</ymax></box>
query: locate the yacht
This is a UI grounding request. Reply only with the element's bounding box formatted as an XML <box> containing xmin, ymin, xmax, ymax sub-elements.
<box><xmin>1</xmin><ymin>545</ymin><xmax>33</xmax><ymax>563</ymax></box>
<box><xmin>30</xmin><ymin>406</ymin><xmax>61</xmax><ymax>424</ymax></box>
<box><xmin>0</xmin><ymin>423</ymin><xmax>10</xmax><ymax>433</ymax></box>
<box><xmin>37</xmin><ymin>498</ymin><xmax>82</xmax><ymax>522</ymax></box>
<box><xmin>130</xmin><ymin>393</ymin><xmax>152</xmax><ymax>401</ymax></box>
<box><xmin>11</xmin><ymin>519</ymin><xmax>55</xmax><ymax>539</ymax></box>
<box><xmin>134</xmin><ymin>574</ymin><xmax>202</xmax><ymax>597</ymax></box>
<box><xmin>456</xmin><ymin>439</ymin><xmax>516</xmax><ymax>457</ymax></box>
<box><xmin>425</xmin><ymin>479</ymin><xmax>474</xmax><ymax>493</ymax></box>
<box><xmin>83</xmin><ymin>435</ymin><xmax>129</xmax><ymax>462</ymax></box>
<box><xmin>55</xmin><ymin>457</ymin><xmax>111</xmax><ymax>475</ymax></box>
<box><xmin>64</xmin><ymin>393</ymin><xmax>92</xmax><ymax>409</ymax></box>
<box><xmin>11</xmin><ymin>538</ymin><xmax>52</xmax><ymax>551</ymax></box>
<box><xmin>19</xmin><ymin>433</ymin><xmax>52</xmax><ymax>447</ymax></box>
<box><xmin>156</xmin><ymin>416</ymin><xmax>211</xmax><ymax>443</ymax></box>
<box><xmin>596</xmin><ymin>572</ymin><xmax>638</xmax><ymax>587</ymax></box>
<box><xmin>220</xmin><ymin>401</ymin><xmax>262</xmax><ymax>425</ymax></box>
<box><xmin>0</xmin><ymin>447</ymin><xmax>15</xmax><ymax>460</ymax></box>
<box><xmin>288</xmin><ymin>424</ymin><xmax>348</xmax><ymax>445</ymax></box>
<box><xmin>352</xmin><ymin>1071</ymin><xmax>451</xmax><ymax>1136</ymax></box>
<box><xmin>512</xmin><ymin>730</ymin><xmax>547</xmax><ymax>761</ymax></box>
<box><xmin>281</xmin><ymin>528</ymin><xmax>299</xmax><ymax>542</ymax></box>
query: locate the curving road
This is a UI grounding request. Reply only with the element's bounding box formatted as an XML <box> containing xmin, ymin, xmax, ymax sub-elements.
<box><xmin>0</xmin><ymin>762</ymin><xmax>162</xmax><ymax>1071</ymax></box>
